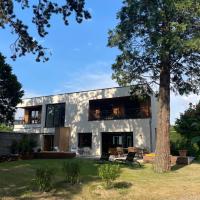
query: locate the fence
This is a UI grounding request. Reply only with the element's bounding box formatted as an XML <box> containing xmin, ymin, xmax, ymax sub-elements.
<box><xmin>0</xmin><ymin>132</ymin><xmax>40</xmax><ymax>155</ymax></box>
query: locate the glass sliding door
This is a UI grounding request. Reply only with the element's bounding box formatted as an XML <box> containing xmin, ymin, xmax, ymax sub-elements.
<box><xmin>102</xmin><ymin>132</ymin><xmax>133</xmax><ymax>154</ymax></box>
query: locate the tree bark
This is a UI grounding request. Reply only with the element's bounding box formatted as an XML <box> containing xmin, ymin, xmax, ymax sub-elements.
<box><xmin>154</xmin><ymin>66</ymin><xmax>171</xmax><ymax>173</ymax></box>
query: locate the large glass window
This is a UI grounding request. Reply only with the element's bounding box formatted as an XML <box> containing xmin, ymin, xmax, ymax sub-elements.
<box><xmin>45</xmin><ymin>103</ymin><xmax>65</xmax><ymax>127</ymax></box>
<box><xmin>89</xmin><ymin>96</ymin><xmax>151</xmax><ymax>121</ymax></box>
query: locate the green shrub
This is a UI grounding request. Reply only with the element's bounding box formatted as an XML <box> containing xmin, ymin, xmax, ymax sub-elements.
<box><xmin>98</xmin><ymin>164</ymin><xmax>120</xmax><ymax>188</ymax></box>
<box><xmin>18</xmin><ymin>136</ymin><xmax>37</xmax><ymax>155</ymax></box>
<box><xmin>35</xmin><ymin>167</ymin><xmax>55</xmax><ymax>192</ymax></box>
<box><xmin>170</xmin><ymin>126</ymin><xmax>200</xmax><ymax>156</ymax></box>
<box><xmin>10</xmin><ymin>139</ymin><xmax>19</xmax><ymax>154</ymax></box>
<box><xmin>0</xmin><ymin>123</ymin><xmax>13</xmax><ymax>132</ymax></box>
<box><xmin>62</xmin><ymin>161</ymin><xmax>80</xmax><ymax>184</ymax></box>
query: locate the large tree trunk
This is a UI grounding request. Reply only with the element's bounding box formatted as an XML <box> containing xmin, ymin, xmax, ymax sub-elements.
<box><xmin>154</xmin><ymin>66</ymin><xmax>171</xmax><ymax>173</ymax></box>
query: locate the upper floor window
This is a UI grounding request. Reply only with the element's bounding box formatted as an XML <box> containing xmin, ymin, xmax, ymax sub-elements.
<box><xmin>45</xmin><ymin>103</ymin><xmax>65</xmax><ymax>128</ymax></box>
<box><xmin>88</xmin><ymin>96</ymin><xmax>151</xmax><ymax>121</ymax></box>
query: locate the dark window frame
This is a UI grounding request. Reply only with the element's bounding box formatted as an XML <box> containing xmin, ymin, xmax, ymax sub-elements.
<box><xmin>78</xmin><ymin>132</ymin><xmax>92</xmax><ymax>148</ymax></box>
<box><xmin>45</xmin><ymin>103</ymin><xmax>65</xmax><ymax>128</ymax></box>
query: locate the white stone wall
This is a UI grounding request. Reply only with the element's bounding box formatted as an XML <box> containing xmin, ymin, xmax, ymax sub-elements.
<box><xmin>14</xmin><ymin>86</ymin><xmax>157</xmax><ymax>155</ymax></box>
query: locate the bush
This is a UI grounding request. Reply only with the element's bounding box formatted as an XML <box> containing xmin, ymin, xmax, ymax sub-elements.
<box><xmin>10</xmin><ymin>136</ymin><xmax>37</xmax><ymax>155</ymax></box>
<box><xmin>10</xmin><ymin>139</ymin><xmax>19</xmax><ymax>154</ymax></box>
<box><xmin>0</xmin><ymin>123</ymin><xmax>13</xmax><ymax>132</ymax></box>
<box><xmin>98</xmin><ymin>164</ymin><xmax>120</xmax><ymax>188</ymax></box>
<box><xmin>62</xmin><ymin>161</ymin><xmax>80</xmax><ymax>184</ymax></box>
<box><xmin>170</xmin><ymin>126</ymin><xmax>200</xmax><ymax>156</ymax></box>
<box><xmin>35</xmin><ymin>167</ymin><xmax>55</xmax><ymax>192</ymax></box>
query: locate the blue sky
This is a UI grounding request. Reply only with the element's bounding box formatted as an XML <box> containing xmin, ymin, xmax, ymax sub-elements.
<box><xmin>0</xmin><ymin>0</ymin><xmax>199</xmax><ymax>124</ymax></box>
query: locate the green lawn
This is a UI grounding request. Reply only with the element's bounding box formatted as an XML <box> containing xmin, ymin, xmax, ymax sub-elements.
<box><xmin>0</xmin><ymin>158</ymin><xmax>200</xmax><ymax>200</ymax></box>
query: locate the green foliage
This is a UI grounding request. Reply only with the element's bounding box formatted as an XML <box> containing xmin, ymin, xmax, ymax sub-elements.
<box><xmin>35</xmin><ymin>167</ymin><xmax>55</xmax><ymax>192</ymax></box>
<box><xmin>62</xmin><ymin>161</ymin><xmax>80</xmax><ymax>184</ymax></box>
<box><xmin>98</xmin><ymin>164</ymin><xmax>120</xmax><ymax>188</ymax></box>
<box><xmin>174</xmin><ymin>102</ymin><xmax>200</xmax><ymax>156</ymax></box>
<box><xmin>0</xmin><ymin>1</ymin><xmax>91</xmax><ymax>61</ymax></box>
<box><xmin>0</xmin><ymin>54</ymin><xmax>24</xmax><ymax>124</ymax></box>
<box><xmin>10</xmin><ymin>139</ymin><xmax>19</xmax><ymax>154</ymax></box>
<box><xmin>170</xmin><ymin>127</ymin><xmax>188</xmax><ymax>155</ymax></box>
<box><xmin>108</xmin><ymin>0</ymin><xmax>200</xmax><ymax>95</ymax></box>
<box><xmin>0</xmin><ymin>124</ymin><xmax>13</xmax><ymax>132</ymax></box>
<box><xmin>10</xmin><ymin>136</ymin><xmax>37</xmax><ymax>155</ymax></box>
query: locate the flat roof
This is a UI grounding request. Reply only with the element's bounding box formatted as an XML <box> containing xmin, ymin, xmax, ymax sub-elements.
<box><xmin>22</xmin><ymin>85</ymin><xmax>128</xmax><ymax>100</ymax></box>
<box><xmin>22</xmin><ymin>84</ymin><xmax>154</xmax><ymax>100</ymax></box>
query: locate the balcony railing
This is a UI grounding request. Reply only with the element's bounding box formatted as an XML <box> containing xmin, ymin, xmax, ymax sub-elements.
<box><xmin>14</xmin><ymin>118</ymin><xmax>41</xmax><ymax>125</ymax></box>
<box><xmin>89</xmin><ymin>107</ymin><xmax>150</xmax><ymax>121</ymax></box>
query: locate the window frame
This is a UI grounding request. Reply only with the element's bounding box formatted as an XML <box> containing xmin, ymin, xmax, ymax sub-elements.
<box><xmin>45</xmin><ymin>103</ymin><xmax>65</xmax><ymax>128</ymax></box>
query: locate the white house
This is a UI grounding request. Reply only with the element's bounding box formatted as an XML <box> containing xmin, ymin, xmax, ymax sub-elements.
<box><xmin>14</xmin><ymin>86</ymin><xmax>157</xmax><ymax>156</ymax></box>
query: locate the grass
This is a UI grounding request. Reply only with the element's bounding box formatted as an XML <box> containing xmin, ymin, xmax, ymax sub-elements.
<box><xmin>0</xmin><ymin>158</ymin><xmax>200</xmax><ymax>200</ymax></box>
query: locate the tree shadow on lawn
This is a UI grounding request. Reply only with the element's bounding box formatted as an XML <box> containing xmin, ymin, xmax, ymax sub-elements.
<box><xmin>0</xmin><ymin>158</ymin><xmax>100</xmax><ymax>200</ymax></box>
<box><xmin>0</xmin><ymin>158</ymin><xmax>143</xmax><ymax>199</ymax></box>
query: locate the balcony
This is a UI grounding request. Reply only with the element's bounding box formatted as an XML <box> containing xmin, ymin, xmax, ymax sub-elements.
<box><xmin>89</xmin><ymin>106</ymin><xmax>150</xmax><ymax>121</ymax></box>
<box><xmin>88</xmin><ymin>96</ymin><xmax>151</xmax><ymax>121</ymax></box>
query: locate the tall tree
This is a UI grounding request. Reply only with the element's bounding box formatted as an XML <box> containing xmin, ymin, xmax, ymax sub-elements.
<box><xmin>108</xmin><ymin>0</ymin><xmax>200</xmax><ymax>172</ymax></box>
<box><xmin>0</xmin><ymin>0</ymin><xmax>90</xmax><ymax>61</ymax></box>
<box><xmin>0</xmin><ymin>53</ymin><xmax>24</xmax><ymax>124</ymax></box>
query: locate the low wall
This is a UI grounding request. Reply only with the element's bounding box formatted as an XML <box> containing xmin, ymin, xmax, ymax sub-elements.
<box><xmin>0</xmin><ymin>132</ymin><xmax>40</xmax><ymax>155</ymax></box>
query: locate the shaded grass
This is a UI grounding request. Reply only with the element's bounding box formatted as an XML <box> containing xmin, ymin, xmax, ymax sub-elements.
<box><xmin>0</xmin><ymin>159</ymin><xmax>200</xmax><ymax>200</ymax></box>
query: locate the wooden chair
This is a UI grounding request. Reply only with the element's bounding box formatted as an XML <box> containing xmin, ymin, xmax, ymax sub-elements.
<box><xmin>116</xmin><ymin>147</ymin><xmax>124</xmax><ymax>157</ymax></box>
<box><xmin>108</xmin><ymin>148</ymin><xmax>118</xmax><ymax>156</ymax></box>
<box><xmin>128</xmin><ymin>147</ymin><xmax>138</xmax><ymax>153</ymax></box>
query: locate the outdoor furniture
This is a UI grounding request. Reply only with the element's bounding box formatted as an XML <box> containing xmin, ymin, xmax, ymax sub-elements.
<box><xmin>114</xmin><ymin>152</ymin><xmax>141</xmax><ymax>167</ymax></box>
<box><xmin>116</xmin><ymin>147</ymin><xmax>124</xmax><ymax>157</ymax></box>
<box><xmin>82</xmin><ymin>147</ymin><xmax>91</xmax><ymax>156</ymax></box>
<box><xmin>108</xmin><ymin>148</ymin><xmax>118</xmax><ymax>156</ymax></box>
<box><xmin>128</xmin><ymin>147</ymin><xmax>137</xmax><ymax>153</ymax></box>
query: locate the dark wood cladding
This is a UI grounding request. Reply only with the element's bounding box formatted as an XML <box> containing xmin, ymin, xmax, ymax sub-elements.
<box><xmin>88</xmin><ymin>96</ymin><xmax>151</xmax><ymax>121</ymax></box>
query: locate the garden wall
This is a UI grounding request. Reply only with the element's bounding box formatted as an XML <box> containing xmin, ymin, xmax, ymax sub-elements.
<box><xmin>0</xmin><ymin>132</ymin><xmax>40</xmax><ymax>155</ymax></box>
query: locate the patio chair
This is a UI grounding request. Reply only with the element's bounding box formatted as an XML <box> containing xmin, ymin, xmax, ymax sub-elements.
<box><xmin>116</xmin><ymin>147</ymin><xmax>124</xmax><ymax>157</ymax></box>
<box><xmin>108</xmin><ymin>148</ymin><xmax>118</xmax><ymax>156</ymax></box>
<box><xmin>114</xmin><ymin>152</ymin><xmax>141</xmax><ymax>167</ymax></box>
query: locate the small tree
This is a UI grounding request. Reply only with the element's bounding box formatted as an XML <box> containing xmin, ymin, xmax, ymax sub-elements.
<box><xmin>108</xmin><ymin>0</ymin><xmax>200</xmax><ymax>172</ymax></box>
<box><xmin>0</xmin><ymin>54</ymin><xmax>24</xmax><ymax>124</ymax></box>
<box><xmin>175</xmin><ymin>102</ymin><xmax>200</xmax><ymax>156</ymax></box>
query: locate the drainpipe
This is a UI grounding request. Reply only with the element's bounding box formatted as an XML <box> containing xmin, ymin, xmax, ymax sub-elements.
<box><xmin>149</xmin><ymin>118</ymin><xmax>153</xmax><ymax>152</ymax></box>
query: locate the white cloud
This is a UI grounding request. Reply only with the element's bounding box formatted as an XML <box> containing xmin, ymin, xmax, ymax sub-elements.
<box><xmin>53</xmin><ymin>60</ymin><xmax>117</xmax><ymax>94</ymax></box>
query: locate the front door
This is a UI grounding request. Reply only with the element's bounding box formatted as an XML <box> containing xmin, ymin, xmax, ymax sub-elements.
<box><xmin>43</xmin><ymin>135</ymin><xmax>54</xmax><ymax>151</ymax></box>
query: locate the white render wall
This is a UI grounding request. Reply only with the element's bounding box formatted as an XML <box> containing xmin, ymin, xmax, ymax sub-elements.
<box><xmin>14</xmin><ymin>86</ymin><xmax>157</xmax><ymax>155</ymax></box>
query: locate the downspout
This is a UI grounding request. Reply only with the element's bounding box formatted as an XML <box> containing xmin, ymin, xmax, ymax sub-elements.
<box><xmin>149</xmin><ymin>118</ymin><xmax>153</xmax><ymax>152</ymax></box>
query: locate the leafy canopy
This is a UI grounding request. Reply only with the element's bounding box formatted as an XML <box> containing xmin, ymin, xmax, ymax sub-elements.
<box><xmin>0</xmin><ymin>53</ymin><xmax>24</xmax><ymax>124</ymax></box>
<box><xmin>0</xmin><ymin>0</ymin><xmax>91</xmax><ymax>61</ymax></box>
<box><xmin>175</xmin><ymin>102</ymin><xmax>200</xmax><ymax>138</ymax></box>
<box><xmin>108</xmin><ymin>0</ymin><xmax>200</xmax><ymax>95</ymax></box>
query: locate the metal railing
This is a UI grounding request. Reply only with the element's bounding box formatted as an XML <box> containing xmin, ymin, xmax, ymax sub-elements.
<box><xmin>14</xmin><ymin>118</ymin><xmax>41</xmax><ymax>125</ymax></box>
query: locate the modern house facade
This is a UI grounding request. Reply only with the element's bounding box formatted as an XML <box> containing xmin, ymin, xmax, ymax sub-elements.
<box><xmin>14</xmin><ymin>86</ymin><xmax>157</xmax><ymax>156</ymax></box>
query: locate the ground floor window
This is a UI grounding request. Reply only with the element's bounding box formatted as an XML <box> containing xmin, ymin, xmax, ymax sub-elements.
<box><xmin>78</xmin><ymin>133</ymin><xmax>92</xmax><ymax>148</ymax></box>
